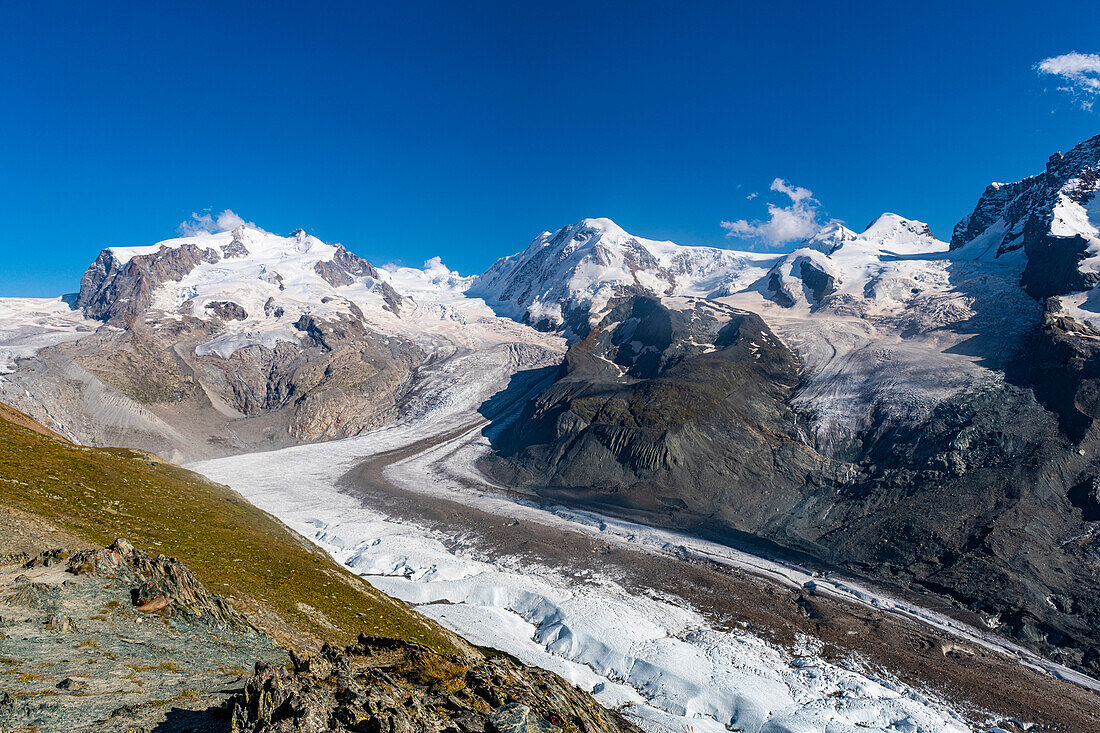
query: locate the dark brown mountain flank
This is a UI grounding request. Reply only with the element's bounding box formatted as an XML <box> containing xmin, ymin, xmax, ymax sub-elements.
<box><xmin>484</xmin><ymin>295</ymin><xmax>827</xmax><ymax>532</ymax></box>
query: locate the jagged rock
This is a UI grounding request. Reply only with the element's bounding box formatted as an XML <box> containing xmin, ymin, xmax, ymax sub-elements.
<box><xmin>952</xmin><ymin>134</ymin><xmax>1100</xmax><ymax>255</ymax></box>
<box><xmin>77</xmin><ymin>243</ymin><xmax>221</xmax><ymax>321</ymax></box>
<box><xmin>0</xmin><ymin>540</ymin><xmax>281</xmax><ymax>732</ymax></box>
<box><xmin>952</xmin><ymin>133</ymin><xmax>1100</xmax><ymax>299</ymax></box>
<box><xmin>206</xmin><ymin>300</ymin><xmax>248</xmax><ymax>320</ymax></box>
<box><xmin>228</xmin><ymin>636</ymin><xmax>639</xmax><ymax>733</ymax></box>
<box><xmin>221</xmin><ymin>229</ymin><xmax>251</xmax><ymax>258</ymax></box>
<box><xmin>66</xmin><ymin>538</ymin><xmax>252</xmax><ymax>630</ymax></box>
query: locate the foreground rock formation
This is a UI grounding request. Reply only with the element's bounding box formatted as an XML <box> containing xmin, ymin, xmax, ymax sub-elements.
<box><xmin>0</xmin><ymin>541</ymin><xmax>282</xmax><ymax>732</ymax></box>
<box><xmin>229</xmin><ymin>636</ymin><xmax>640</xmax><ymax>733</ymax></box>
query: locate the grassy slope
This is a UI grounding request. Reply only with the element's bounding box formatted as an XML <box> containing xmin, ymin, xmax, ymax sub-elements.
<box><xmin>0</xmin><ymin>402</ymin><xmax>463</xmax><ymax>656</ymax></box>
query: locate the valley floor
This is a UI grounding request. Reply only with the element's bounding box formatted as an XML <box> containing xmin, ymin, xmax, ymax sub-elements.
<box><xmin>190</xmin><ymin>342</ymin><xmax>1100</xmax><ymax>732</ymax></box>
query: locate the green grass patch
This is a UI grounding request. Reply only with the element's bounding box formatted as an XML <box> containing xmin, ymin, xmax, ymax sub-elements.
<box><xmin>0</xmin><ymin>403</ymin><xmax>460</xmax><ymax>655</ymax></box>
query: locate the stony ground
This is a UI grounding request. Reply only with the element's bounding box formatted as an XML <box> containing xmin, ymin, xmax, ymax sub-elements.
<box><xmin>0</xmin><ymin>542</ymin><xmax>284</xmax><ymax>732</ymax></box>
<box><xmin>228</xmin><ymin>636</ymin><xmax>640</xmax><ymax>733</ymax></box>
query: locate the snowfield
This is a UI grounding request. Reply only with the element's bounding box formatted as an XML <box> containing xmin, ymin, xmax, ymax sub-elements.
<box><xmin>0</xmin><ymin>297</ymin><xmax>98</xmax><ymax>374</ymax></box>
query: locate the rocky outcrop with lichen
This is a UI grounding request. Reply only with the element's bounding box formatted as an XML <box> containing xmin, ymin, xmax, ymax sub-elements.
<box><xmin>228</xmin><ymin>636</ymin><xmax>641</xmax><ymax>733</ymax></box>
<box><xmin>0</xmin><ymin>541</ymin><xmax>281</xmax><ymax>732</ymax></box>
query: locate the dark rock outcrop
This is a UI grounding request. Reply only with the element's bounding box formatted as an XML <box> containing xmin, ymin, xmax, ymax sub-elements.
<box><xmin>484</xmin><ymin>296</ymin><xmax>826</xmax><ymax>533</ymax></box>
<box><xmin>1020</xmin><ymin>226</ymin><xmax>1099</xmax><ymax>299</ymax></box>
<box><xmin>76</xmin><ymin>244</ymin><xmax>221</xmax><ymax>321</ymax></box>
<box><xmin>206</xmin><ymin>300</ymin><xmax>249</xmax><ymax>321</ymax></box>
<box><xmin>799</xmin><ymin>258</ymin><xmax>837</xmax><ymax>302</ymax></box>
<box><xmin>67</xmin><ymin>538</ymin><xmax>253</xmax><ymax>630</ymax></box>
<box><xmin>314</xmin><ymin>244</ymin><xmax>404</xmax><ymax>313</ymax></box>
<box><xmin>1025</xmin><ymin>298</ymin><xmax>1100</xmax><ymax>438</ymax></box>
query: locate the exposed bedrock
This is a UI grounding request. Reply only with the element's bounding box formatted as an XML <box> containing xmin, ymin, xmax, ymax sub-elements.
<box><xmin>76</xmin><ymin>243</ymin><xmax>221</xmax><ymax>322</ymax></box>
<box><xmin>0</xmin><ymin>312</ymin><xmax>423</xmax><ymax>461</ymax></box>
<box><xmin>483</xmin><ymin>295</ymin><xmax>830</xmax><ymax>536</ymax></box>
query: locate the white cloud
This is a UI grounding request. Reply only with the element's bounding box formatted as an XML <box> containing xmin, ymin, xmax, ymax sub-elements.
<box><xmin>746</xmin><ymin>192</ymin><xmax>758</xmax><ymax>200</ymax></box>
<box><xmin>721</xmin><ymin>178</ymin><xmax>826</xmax><ymax>247</ymax></box>
<box><xmin>422</xmin><ymin>256</ymin><xmax>455</xmax><ymax>275</ymax></box>
<box><xmin>1036</xmin><ymin>52</ymin><xmax>1100</xmax><ymax>111</ymax></box>
<box><xmin>178</xmin><ymin>209</ymin><xmax>260</xmax><ymax>236</ymax></box>
<box><xmin>769</xmin><ymin>178</ymin><xmax>813</xmax><ymax>202</ymax></box>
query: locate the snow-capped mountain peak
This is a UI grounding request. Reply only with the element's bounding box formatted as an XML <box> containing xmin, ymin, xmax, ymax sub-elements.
<box><xmin>76</xmin><ymin>224</ymin><xmax>408</xmax><ymax>357</ymax></box>
<box><xmin>951</xmin><ymin>133</ymin><xmax>1100</xmax><ymax>259</ymax></box>
<box><xmin>950</xmin><ymin>132</ymin><xmax>1100</xmax><ymax>300</ymax></box>
<box><xmin>801</xmin><ymin>222</ymin><xmax>858</xmax><ymax>254</ymax></box>
<box><xmin>854</xmin><ymin>213</ymin><xmax>942</xmax><ymax>254</ymax></box>
<box><xmin>750</xmin><ymin>212</ymin><xmax>950</xmax><ymax>312</ymax></box>
<box><xmin>471</xmin><ymin>218</ymin><xmax>775</xmax><ymax>335</ymax></box>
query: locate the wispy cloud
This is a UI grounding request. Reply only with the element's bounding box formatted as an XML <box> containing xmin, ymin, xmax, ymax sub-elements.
<box><xmin>178</xmin><ymin>209</ymin><xmax>259</xmax><ymax>236</ymax></box>
<box><xmin>1036</xmin><ymin>52</ymin><xmax>1100</xmax><ymax>111</ymax></box>
<box><xmin>721</xmin><ymin>178</ymin><xmax>826</xmax><ymax>247</ymax></box>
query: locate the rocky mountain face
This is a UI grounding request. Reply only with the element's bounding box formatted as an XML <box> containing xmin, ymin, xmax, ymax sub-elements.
<box><xmin>0</xmin><ymin>539</ymin><xmax>283</xmax><ymax>731</ymax></box>
<box><xmin>2</xmin><ymin>226</ymin><xmax>425</xmax><ymax>461</ymax></box>
<box><xmin>483</xmin><ymin>296</ymin><xmax>827</xmax><ymax>533</ymax></box>
<box><xmin>229</xmin><ymin>637</ymin><xmax>640</xmax><ymax>733</ymax></box>
<box><xmin>951</xmin><ymin>132</ymin><xmax>1100</xmax><ymax>299</ymax></box>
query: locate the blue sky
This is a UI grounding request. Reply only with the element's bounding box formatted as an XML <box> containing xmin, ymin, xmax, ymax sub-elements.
<box><xmin>2</xmin><ymin>1</ymin><xmax>1099</xmax><ymax>296</ymax></box>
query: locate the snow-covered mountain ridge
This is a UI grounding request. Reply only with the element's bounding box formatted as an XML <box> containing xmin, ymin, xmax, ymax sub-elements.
<box><xmin>952</xmin><ymin>132</ymin><xmax>1100</xmax><ymax>305</ymax></box>
<box><xmin>77</xmin><ymin>225</ymin><xmax>403</xmax><ymax>352</ymax></box>
<box><xmin>0</xmin><ymin>224</ymin><xmax>560</xmax><ymax>459</ymax></box>
<box><xmin>469</xmin><ymin>217</ymin><xmax>777</xmax><ymax>336</ymax></box>
<box><xmin>469</xmin><ymin>211</ymin><xmax>1004</xmax><ymax>339</ymax></box>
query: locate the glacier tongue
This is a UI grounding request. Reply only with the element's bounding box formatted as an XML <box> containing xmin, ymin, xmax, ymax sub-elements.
<box><xmin>187</xmin><ymin>338</ymin><xmax>977</xmax><ymax>733</ymax></box>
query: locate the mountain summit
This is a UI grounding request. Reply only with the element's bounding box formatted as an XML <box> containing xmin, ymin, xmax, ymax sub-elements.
<box><xmin>77</xmin><ymin>224</ymin><xmax>402</xmax><ymax>328</ymax></box>
<box><xmin>471</xmin><ymin>217</ymin><xmax>774</xmax><ymax>336</ymax></box>
<box><xmin>952</xmin><ymin>132</ymin><xmax>1100</xmax><ymax>299</ymax></box>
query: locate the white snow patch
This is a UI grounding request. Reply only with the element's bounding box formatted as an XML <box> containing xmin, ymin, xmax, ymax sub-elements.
<box><xmin>0</xmin><ymin>297</ymin><xmax>98</xmax><ymax>374</ymax></box>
